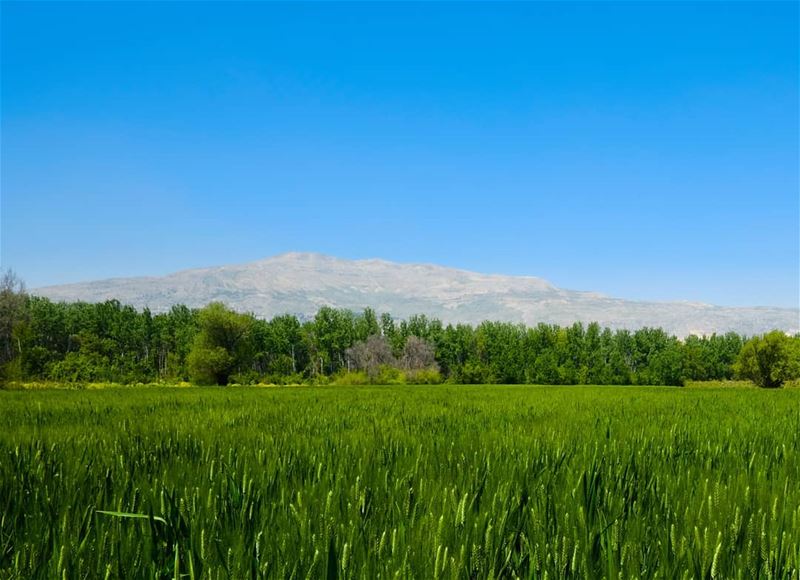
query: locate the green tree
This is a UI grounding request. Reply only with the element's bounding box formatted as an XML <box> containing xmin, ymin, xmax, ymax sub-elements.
<box><xmin>152</xmin><ymin>305</ymin><xmax>198</xmax><ymax>379</ymax></box>
<box><xmin>734</xmin><ymin>331</ymin><xmax>800</xmax><ymax>388</ymax></box>
<box><xmin>310</xmin><ymin>307</ymin><xmax>355</xmax><ymax>374</ymax></box>
<box><xmin>257</xmin><ymin>314</ymin><xmax>306</xmax><ymax>376</ymax></box>
<box><xmin>435</xmin><ymin>323</ymin><xmax>476</xmax><ymax>381</ymax></box>
<box><xmin>188</xmin><ymin>302</ymin><xmax>255</xmax><ymax>385</ymax></box>
<box><xmin>354</xmin><ymin>308</ymin><xmax>380</xmax><ymax>342</ymax></box>
<box><xmin>475</xmin><ymin>321</ymin><xmax>525</xmax><ymax>384</ymax></box>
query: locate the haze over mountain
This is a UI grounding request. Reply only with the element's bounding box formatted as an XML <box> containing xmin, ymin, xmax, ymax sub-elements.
<box><xmin>34</xmin><ymin>253</ymin><xmax>798</xmax><ymax>337</ymax></box>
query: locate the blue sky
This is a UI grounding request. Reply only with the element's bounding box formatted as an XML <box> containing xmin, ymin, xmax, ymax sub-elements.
<box><xmin>2</xmin><ymin>1</ymin><xmax>798</xmax><ymax>308</ymax></box>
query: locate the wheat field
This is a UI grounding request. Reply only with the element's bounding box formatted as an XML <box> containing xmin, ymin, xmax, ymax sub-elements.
<box><xmin>1</xmin><ymin>385</ymin><xmax>798</xmax><ymax>578</ymax></box>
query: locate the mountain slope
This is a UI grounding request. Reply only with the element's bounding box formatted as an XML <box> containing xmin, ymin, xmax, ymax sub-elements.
<box><xmin>34</xmin><ymin>252</ymin><xmax>799</xmax><ymax>336</ymax></box>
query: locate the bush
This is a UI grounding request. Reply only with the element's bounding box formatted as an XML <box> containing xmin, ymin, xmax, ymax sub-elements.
<box><xmin>376</xmin><ymin>366</ymin><xmax>406</xmax><ymax>385</ymax></box>
<box><xmin>187</xmin><ymin>346</ymin><xmax>233</xmax><ymax>385</ymax></box>
<box><xmin>405</xmin><ymin>368</ymin><xmax>443</xmax><ymax>384</ymax></box>
<box><xmin>332</xmin><ymin>366</ymin><xmax>412</xmax><ymax>385</ymax></box>
<box><xmin>331</xmin><ymin>371</ymin><xmax>371</xmax><ymax>386</ymax></box>
<box><xmin>309</xmin><ymin>374</ymin><xmax>332</xmax><ymax>386</ymax></box>
<box><xmin>458</xmin><ymin>361</ymin><xmax>494</xmax><ymax>384</ymax></box>
<box><xmin>263</xmin><ymin>372</ymin><xmax>306</xmax><ymax>386</ymax></box>
<box><xmin>229</xmin><ymin>370</ymin><xmax>262</xmax><ymax>385</ymax></box>
<box><xmin>50</xmin><ymin>352</ymin><xmax>109</xmax><ymax>383</ymax></box>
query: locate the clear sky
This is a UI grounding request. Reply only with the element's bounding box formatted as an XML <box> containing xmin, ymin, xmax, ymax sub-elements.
<box><xmin>1</xmin><ymin>1</ymin><xmax>798</xmax><ymax>308</ymax></box>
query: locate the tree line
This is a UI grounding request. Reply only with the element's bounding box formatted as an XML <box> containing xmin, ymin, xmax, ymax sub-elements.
<box><xmin>1</xmin><ymin>271</ymin><xmax>798</xmax><ymax>387</ymax></box>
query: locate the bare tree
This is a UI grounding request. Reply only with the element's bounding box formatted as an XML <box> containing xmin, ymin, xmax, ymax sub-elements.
<box><xmin>0</xmin><ymin>269</ymin><xmax>28</xmax><ymax>368</ymax></box>
<box><xmin>346</xmin><ymin>334</ymin><xmax>396</xmax><ymax>380</ymax></box>
<box><xmin>401</xmin><ymin>336</ymin><xmax>438</xmax><ymax>371</ymax></box>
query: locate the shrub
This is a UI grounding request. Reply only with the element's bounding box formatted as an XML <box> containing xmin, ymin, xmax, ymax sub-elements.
<box><xmin>50</xmin><ymin>352</ymin><xmax>109</xmax><ymax>383</ymax></box>
<box><xmin>331</xmin><ymin>371</ymin><xmax>371</xmax><ymax>386</ymax></box>
<box><xmin>229</xmin><ymin>370</ymin><xmax>262</xmax><ymax>385</ymax></box>
<box><xmin>376</xmin><ymin>365</ymin><xmax>406</xmax><ymax>385</ymax></box>
<box><xmin>405</xmin><ymin>368</ymin><xmax>443</xmax><ymax>384</ymax></box>
<box><xmin>187</xmin><ymin>346</ymin><xmax>233</xmax><ymax>385</ymax></box>
<box><xmin>458</xmin><ymin>361</ymin><xmax>494</xmax><ymax>384</ymax></box>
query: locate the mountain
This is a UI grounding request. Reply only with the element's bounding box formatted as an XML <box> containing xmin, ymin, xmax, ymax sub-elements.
<box><xmin>33</xmin><ymin>252</ymin><xmax>798</xmax><ymax>337</ymax></box>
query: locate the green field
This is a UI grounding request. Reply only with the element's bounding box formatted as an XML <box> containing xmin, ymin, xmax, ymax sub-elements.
<box><xmin>2</xmin><ymin>386</ymin><xmax>799</xmax><ymax>579</ymax></box>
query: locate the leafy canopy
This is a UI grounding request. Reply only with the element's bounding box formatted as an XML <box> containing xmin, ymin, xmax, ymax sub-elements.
<box><xmin>735</xmin><ymin>331</ymin><xmax>800</xmax><ymax>388</ymax></box>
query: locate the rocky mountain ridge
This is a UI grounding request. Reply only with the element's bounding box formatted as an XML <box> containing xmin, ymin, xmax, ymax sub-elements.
<box><xmin>34</xmin><ymin>252</ymin><xmax>799</xmax><ymax>337</ymax></box>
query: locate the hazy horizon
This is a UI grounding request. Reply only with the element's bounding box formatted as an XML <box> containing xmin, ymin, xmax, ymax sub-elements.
<box><xmin>2</xmin><ymin>2</ymin><xmax>798</xmax><ymax>308</ymax></box>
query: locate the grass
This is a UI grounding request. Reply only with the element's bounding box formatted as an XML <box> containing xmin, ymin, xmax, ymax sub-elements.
<box><xmin>0</xmin><ymin>380</ymin><xmax>195</xmax><ymax>390</ymax></box>
<box><xmin>1</xmin><ymin>385</ymin><xmax>799</xmax><ymax>578</ymax></box>
<box><xmin>683</xmin><ymin>379</ymin><xmax>756</xmax><ymax>389</ymax></box>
